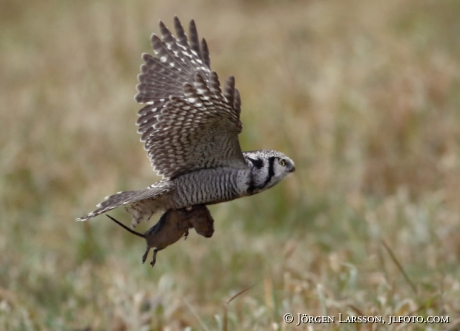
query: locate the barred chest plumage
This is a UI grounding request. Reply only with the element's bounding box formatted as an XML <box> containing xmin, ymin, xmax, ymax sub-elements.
<box><xmin>169</xmin><ymin>167</ymin><xmax>252</xmax><ymax>208</ymax></box>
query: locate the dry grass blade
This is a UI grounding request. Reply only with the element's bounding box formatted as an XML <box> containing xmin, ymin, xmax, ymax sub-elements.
<box><xmin>223</xmin><ymin>284</ymin><xmax>257</xmax><ymax>331</ymax></box>
<box><xmin>184</xmin><ymin>298</ymin><xmax>211</xmax><ymax>331</ymax></box>
<box><xmin>348</xmin><ymin>304</ymin><xmax>365</xmax><ymax>317</ymax></box>
<box><xmin>381</xmin><ymin>239</ymin><xmax>417</xmax><ymax>294</ymax></box>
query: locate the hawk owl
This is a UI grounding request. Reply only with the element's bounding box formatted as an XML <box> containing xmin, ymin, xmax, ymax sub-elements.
<box><xmin>77</xmin><ymin>17</ymin><xmax>295</xmax><ymax>227</ymax></box>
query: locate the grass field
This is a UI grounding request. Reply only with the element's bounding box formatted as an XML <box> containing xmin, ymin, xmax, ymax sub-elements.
<box><xmin>1</xmin><ymin>0</ymin><xmax>460</xmax><ymax>330</ymax></box>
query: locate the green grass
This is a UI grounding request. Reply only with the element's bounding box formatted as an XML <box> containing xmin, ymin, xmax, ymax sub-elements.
<box><xmin>1</xmin><ymin>0</ymin><xmax>460</xmax><ymax>330</ymax></box>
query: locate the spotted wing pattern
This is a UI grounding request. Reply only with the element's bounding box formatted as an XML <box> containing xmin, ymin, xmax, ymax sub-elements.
<box><xmin>135</xmin><ymin>17</ymin><xmax>247</xmax><ymax>179</ymax></box>
<box><xmin>76</xmin><ymin>181</ymin><xmax>174</xmax><ymax>222</ymax></box>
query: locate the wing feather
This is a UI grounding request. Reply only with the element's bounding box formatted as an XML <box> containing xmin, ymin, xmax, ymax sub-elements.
<box><xmin>135</xmin><ymin>17</ymin><xmax>247</xmax><ymax>179</ymax></box>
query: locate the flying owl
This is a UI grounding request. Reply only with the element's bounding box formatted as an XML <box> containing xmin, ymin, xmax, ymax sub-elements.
<box><xmin>77</xmin><ymin>17</ymin><xmax>295</xmax><ymax>228</ymax></box>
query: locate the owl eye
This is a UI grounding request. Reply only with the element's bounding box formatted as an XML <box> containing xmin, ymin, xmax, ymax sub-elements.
<box><xmin>279</xmin><ymin>159</ymin><xmax>286</xmax><ymax>167</ymax></box>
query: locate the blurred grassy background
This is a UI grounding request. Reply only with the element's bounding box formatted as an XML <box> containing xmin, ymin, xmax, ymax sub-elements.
<box><xmin>1</xmin><ymin>0</ymin><xmax>460</xmax><ymax>330</ymax></box>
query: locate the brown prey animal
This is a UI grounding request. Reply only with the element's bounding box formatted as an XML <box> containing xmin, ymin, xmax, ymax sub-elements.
<box><xmin>107</xmin><ymin>205</ymin><xmax>214</xmax><ymax>266</ymax></box>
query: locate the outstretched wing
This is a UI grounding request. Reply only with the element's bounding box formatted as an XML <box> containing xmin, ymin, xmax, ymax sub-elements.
<box><xmin>76</xmin><ymin>181</ymin><xmax>174</xmax><ymax>223</ymax></box>
<box><xmin>135</xmin><ymin>17</ymin><xmax>247</xmax><ymax>180</ymax></box>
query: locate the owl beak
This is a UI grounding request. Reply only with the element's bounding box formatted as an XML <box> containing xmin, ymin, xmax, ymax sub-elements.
<box><xmin>289</xmin><ymin>164</ymin><xmax>296</xmax><ymax>173</ymax></box>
